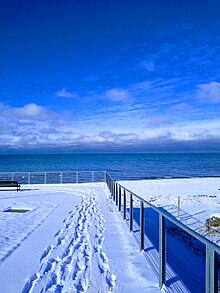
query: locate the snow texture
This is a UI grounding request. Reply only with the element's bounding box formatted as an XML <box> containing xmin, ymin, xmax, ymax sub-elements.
<box><xmin>0</xmin><ymin>183</ymin><xmax>159</xmax><ymax>293</ymax></box>
<box><xmin>121</xmin><ymin>177</ymin><xmax>220</xmax><ymax>244</ymax></box>
<box><xmin>1</xmin><ymin>178</ymin><xmax>218</xmax><ymax>292</ymax></box>
<box><xmin>0</xmin><ymin>201</ymin><xmax>57</xmax><ymax>264</ymax></box>
<box><xmin>21</xmin><ymin>191</ymin><xmax>116</xmax><ymax>293</ymax></box>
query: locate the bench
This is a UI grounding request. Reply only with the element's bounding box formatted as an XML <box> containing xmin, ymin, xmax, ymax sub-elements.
<box><xmin>0</xmin><ymin>181</ymin><xmax>21</xmax><ymax>191</ymax></box>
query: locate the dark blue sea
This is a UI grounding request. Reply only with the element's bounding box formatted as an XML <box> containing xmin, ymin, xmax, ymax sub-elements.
<box><xmin>0</xmin><ymin>153</ymin><xmax>220</xmax><ymax>180</ymax></box>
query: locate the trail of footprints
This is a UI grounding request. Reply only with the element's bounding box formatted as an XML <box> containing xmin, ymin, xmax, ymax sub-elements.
<box><xmin>22</xmin><ymin>191</ymin><xmax>116</xmax><ymax>293</ymax></box>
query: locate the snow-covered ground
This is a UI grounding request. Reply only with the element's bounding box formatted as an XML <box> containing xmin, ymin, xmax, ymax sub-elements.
<box><xmin>119</xmin><ymin>178</ymin><xmax>220</xmax><ymax>292</ymax></box>
<box><xmin>0</xmin><ymin>178</ymin><xmax>219</xmax><ymax>293</ymax></box>
<box><xmin>0</xmin><ymin>183</ymin><xmax>159</xmax><ymax>293</ymax></box>
<box><xmin>120</xmin><ymin>177</ymin><xmax>220</xmax><ymax>243</ymax></box>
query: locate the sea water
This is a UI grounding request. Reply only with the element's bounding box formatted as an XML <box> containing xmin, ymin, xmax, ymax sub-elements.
<box><xmin>0</xmin><ymin>153</ymin><xmax>219</xmax><ymax>180</ymax></box>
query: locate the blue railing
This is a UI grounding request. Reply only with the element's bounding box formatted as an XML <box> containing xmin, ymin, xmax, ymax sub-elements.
<box><xmin>105</xmin><ymin>172</ymin><xmax>220</xmax><ymax>293</ymax></box>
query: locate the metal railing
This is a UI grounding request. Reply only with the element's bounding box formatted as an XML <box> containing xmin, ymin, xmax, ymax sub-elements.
<box><xmin>105</xmin><ymin>172</ymin><xmax>220</xmax><ymax>293</ymax></box>
<box><xmin>0</xmin><ymin>171</ymin><xmax>106</xmax><ymax>184</ymax></box>
<box><xmin>1</xmin><ymin>170</ymin><xmax>219</xmax><ymax>291</ymax></box>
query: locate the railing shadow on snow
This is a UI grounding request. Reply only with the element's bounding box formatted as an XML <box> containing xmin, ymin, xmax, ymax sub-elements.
<box><xmin>105</xmin><ymin>172</ymin><xmax>220</xmax><ymax>293</ymax></box>
<box><xmin>1</xmin><ymin>170</ymin><xmax>219</xmax><ymax>292</ymax></box>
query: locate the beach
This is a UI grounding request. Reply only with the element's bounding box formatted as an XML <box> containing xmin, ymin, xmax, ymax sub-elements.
<box><xmin>121</xmin><ymin>177</ymin><xmax>220</xmax><ymax>243</ymax></box>
<box><xmin>0</xmin><ymin>183</ymin><xmax>159</xmax><ymax>293</ymax></box>
<box><xmin>0</xmin><ymin>177</ymin><xmax>219</xmax><ymax>292</ymax></box>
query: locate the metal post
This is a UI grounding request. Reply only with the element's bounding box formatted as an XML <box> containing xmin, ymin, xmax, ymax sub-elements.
<box><xmin>177</xmin><ymin>196</ymin><xmax>180</xmax><ymax>219</ymax></box>
<box><xmin>12</xmin><ymin>173</ymin><xmax>14</xmax><ymax>181</ymax></box>
<box><xmin>44</xmin><ymin>172</ymin><xmax>47</xmax><ymax>184</ymax></box>
<box><xmin>76</xmin><ymin>171</ymin><xmax>78</xmax><ymax>183</ymax></box>
<box><xmin>140</xmin><ymin>200</ymin><xmax>144</xmax><ymax>251</ymax></box>
<box><xmin>206</xmin><ymin>246</ymin><xmax>218</xmax><ymax>293</ymax></box>
<box><xmin>118</xmin><ymin>186</ymin><xmax>121</xmax><ymax>212</ymax></box>
<box><xmin>130</xmin><ymin>193</ymin><xmax>133</xmax><ymax>232</ymax></box>
<box><xmin>28</xmin><ymin>172</ymin><xmax>30</xmax><ymax>185</ymax></box>
<box><xmin>92</xmin><ymin>171</ymin><xmax>94</xmax><ymax>182</ymax></box>
<box><xmin>60</xmin><ymin>172</ymin><xmax>63</xmax><ymax>184</ymax></box>
<box><xmin>116</xmin><ymin>184</ymin><xmax>118</xmax><ymax>206</ymax></box>
<box><xmin>159</xmin><ymin>214</ymin><xmax>166</xmax><ymax>288</ymax></box>
<box><xmin>112</xmin><ymin>180</ymin><xmax>114</xmax><ymax>198</ymax></box>
<box><xmin>104</xmin><ymin>171</ymin><xmax>107</xmax><ymax>183</ymax></box>
<box><xmin>113</xmin><ymin>181</ymin><xmax>115</xmax><ymax>201</ymax></box>
<box><xmin>123</xmin><ymin>189</ymin><xmax>126</xmax><ymax>220</ymax></box>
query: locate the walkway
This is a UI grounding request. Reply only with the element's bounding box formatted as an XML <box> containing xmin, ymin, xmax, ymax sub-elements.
<box><xmin>0</xmin><ymin>183</ymin><xmax>160</xmax><ymax>293</ymax></box>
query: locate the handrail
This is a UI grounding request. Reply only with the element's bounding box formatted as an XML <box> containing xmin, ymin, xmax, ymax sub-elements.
<box><xmin>105</xmin><ymin>172</ymin><xmax>219</xmax><ymax>293</ymax></box>
<box><xmin>115</xmin><ymin>181</ymin><xmax>220</xmax><ymax>253</ymax></box>
<box><xmin>0</xmin><ymin>171</ymin><xmax>106</xmax><ymax>184</ymax></box>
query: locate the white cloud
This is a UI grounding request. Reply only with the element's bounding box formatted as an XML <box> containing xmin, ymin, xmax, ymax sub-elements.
<box><xmin>98</xmin><ymin>131</ymin><xmax>137</xmax><ymax>143</ymax></box>
<box><xmin>16</xmin><ymin>103</ymin><xmax>42</xmax><ymax>116</ymax></box>
<box><xmin>0</xmin><ymin>103</ymin><xmax>55</xmax><ymax>121</ymax></box>
<box><xmin>168</xmin><ymin>120</ymin><xmax>220</xmax><ymax>141</ymax></box>
<box><xmin>15</xmin><ymin>103</ymin><xmax>54</xmax><ymax>120</ymax></box>
<box><xmin>105</xmin><ymin>88</ymin><xmax>132</xmax><ymax>102</ymax></box>
<box><xmin>55</xmin><ymin>88</ymin><xmax>78</xmax><ymax>99</ymax></box>
<box><xmin>197</xmin><ymin>82</ymin><xmax>220</xmax><ymax>103</ymax></box>
<box><xmin>0</xmin><ymin>102</ymin><xmax>220</xmax><ymax>150</ymax></box>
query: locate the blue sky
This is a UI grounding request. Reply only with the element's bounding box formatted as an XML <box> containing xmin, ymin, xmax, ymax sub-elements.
<box><xmin>0</xmin><ymin>0</ymin><xmax>220</xmax><ymax>152</ymax></box>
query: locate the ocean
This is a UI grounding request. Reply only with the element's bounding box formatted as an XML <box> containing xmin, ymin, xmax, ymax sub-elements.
<box><xmin>0</xmin><ymin>153</ymin><xmax>220</xmax><ymax>180</ymax></box>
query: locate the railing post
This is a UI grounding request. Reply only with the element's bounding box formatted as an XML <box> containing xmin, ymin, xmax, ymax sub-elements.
<box><xmin>109</xmin><ymin>176</ymin><xmax>111</xmax><ymax>193</ymax></box>
<box><xmin>28</xmin><ymin>172</ymin><xmax>30</xmax><ymax>185</ymax></box>
<box><xmin>76</xmin><ymin>171</ymin><xmax>78</xmax><ymax>183</ymax></box>
<box><xmin>60</xmin><ymin>172</ymin><xmax>63</xmax><ymax>184</ymax></box>
<box><xmin>123</xmin><ymin>189</ymin><xmax>126</xmax><ymax>220</ymax></box>
<box><xmin>92</xmin><ymin>171</ymin><xmax>94</xmax><ymax>182</ymax></box>
<box><xmin>130</xmin><ymin>193</ymin><xmax>133</xmax><ymax>232</ymax></box>
<box><xmin>118</xmin><ymin>186</ymin><xmax>121</xmax><ymax>212</ymax></box>
<box><xmin>159</xmin><ymin>214</ymin><xmax>166</xmax><ymax>289</ymax></box>
<box><xmin>104</xmin><ymin>171</ymin><xmax>107</xmax><ymax>183</ymax></box>
<box><xmin>12</xmin><ymin>172</ymin><xmax>14</xmax><ymax>181</ymax></box>
<box><xmin>44</xmin><ymin>172</ymin><xmax>47</xmax><ymax>184</ymax></box>
<box><xmin>116</xmin><ymin>184</ymin><xmax>118</xmax><ymax>206</ymax></box>
<box><xmin>109</xmin><ymin>177</ymin><xmax>111</xmax><ymax>194</ymax></box>
<box><xmin>112</xmin><ymin>180</ymin><xmax>114</xmax><ymax>198</ymax></box>
<box><xmin>177</xmin><ymin>196</ymin><xmax>181</xmax><ymax>219</ymax></box>
<box><xmin>113</xmin><ymin>181</ymin><xmax>115</xmax><ymax>201</ymax></box>
<box><xmin>206</xmin><ymin>246</ymin><xmax>218</xmax><ymax>293</ymax></box>
<box><xmin>140</xmin><ymin>200</ymin><xmax>144</xmax><ymax>251</ymax></box>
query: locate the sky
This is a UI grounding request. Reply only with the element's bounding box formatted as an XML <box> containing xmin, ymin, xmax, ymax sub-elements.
<box><xmin>0</xmin><ymin>0</ymin><xmax>220</xmax><ymax>153</ymax></box>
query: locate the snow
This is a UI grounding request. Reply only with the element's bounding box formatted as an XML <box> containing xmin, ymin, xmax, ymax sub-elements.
<box><xmin>120</xmin><ymin>177</ymin><xmax>220</xmax><ymax>243</ymax></box>
<box><xmin>0</xmin><ymin>178</ymin><xmax>219</xmax><ymax>292</ymax></box>
<box><xmin>0</xmin><ymin>183</ymin><xmax>159</xmax><ymax>293</ymax></box>
<box><xmin>119</xmin><ymin>178</ymin><xmax>220</xmax><ymax>292</ymax></box>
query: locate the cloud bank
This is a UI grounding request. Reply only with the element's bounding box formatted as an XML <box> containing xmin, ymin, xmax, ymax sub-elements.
<box><xmin>1</xmin><ymin>102</ymin><xmax>220</xmax><ymax>152</ymax></box>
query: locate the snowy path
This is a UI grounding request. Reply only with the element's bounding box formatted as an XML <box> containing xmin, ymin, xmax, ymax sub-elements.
<box><xmin>22</xmin><ymin>190</ymin><xmax>116</xmax><ymax>293</ymax></box>
<box><xmin>0</xmin><ymin>184</ymin><xmax>160</xmax><ymax>293</ymax></box>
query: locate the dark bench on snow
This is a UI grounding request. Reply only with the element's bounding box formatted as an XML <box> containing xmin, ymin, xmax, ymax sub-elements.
<box><xmin>0</xmin><ymin>181</ymin><xmax>21</xmax><ymax>191</ymax></box>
